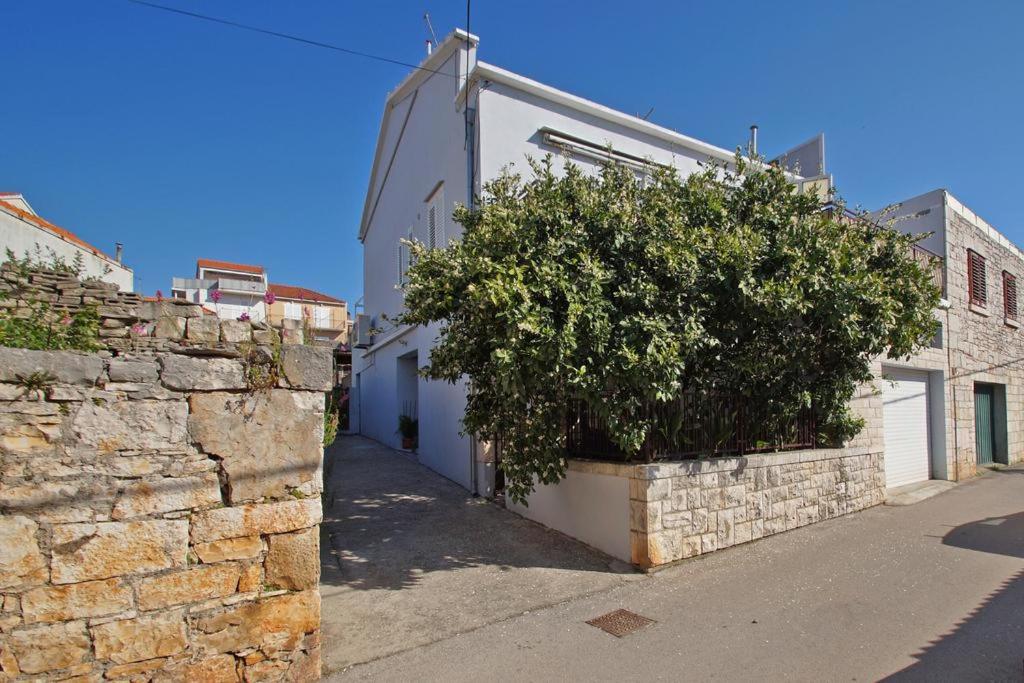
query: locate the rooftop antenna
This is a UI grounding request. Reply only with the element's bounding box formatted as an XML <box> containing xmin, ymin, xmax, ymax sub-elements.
<box><xmin>423</xmin><ymin>12</ymin><xmax>438</xmax><ymax>55</ymax></box>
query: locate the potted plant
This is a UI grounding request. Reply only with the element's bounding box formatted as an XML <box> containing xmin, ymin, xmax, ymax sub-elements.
<box><xmin>397</xmin><ymin>414</ymin><xmax>418</xmax><ymax>450</ymax></box>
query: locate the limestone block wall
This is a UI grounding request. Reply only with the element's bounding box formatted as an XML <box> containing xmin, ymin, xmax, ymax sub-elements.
<box><xmin>0</xmin><ymin>267</ymin><xmax>332</xmax><ymax>681</ymax></box>
<box><xmin>629</xmin><ymin>445</ymin><xmax>885</xmax><ymax>568</ymax></box>
<box><xmin>943</xmin><ymin>205</ymin><xmax>1024</xmax><ymax>475</ymax></box>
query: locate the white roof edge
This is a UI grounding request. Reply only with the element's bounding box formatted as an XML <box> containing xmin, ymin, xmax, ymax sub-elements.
<box><xmin>943</xmin><ymin>190</ymin><xmax>1024</xmax><ymax>262</ymax></box>
<box><xmin>359</xmin><ymin>30</ymin><xmax>477</xmax><ymax>241</ymax></box>
<box><xmin>473</xmin><ymin>61</ymin><xmax>739</xmax><ymax>165</ymax></box>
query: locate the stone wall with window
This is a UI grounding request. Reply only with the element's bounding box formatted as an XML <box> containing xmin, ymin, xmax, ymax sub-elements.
<box><xmin>943</xmin><ymin>204</ymin><xmax>1024</xmax><ymax>475</ymax></box>
<box><xmin>0</xmin><ymin>266</ymin><xmax>331</xmax><ymax>681</ymax></box>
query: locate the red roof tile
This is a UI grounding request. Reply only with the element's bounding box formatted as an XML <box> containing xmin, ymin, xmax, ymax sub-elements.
<box><xmin>0</xmin><ymin>198</ymin><xmax>116</xmax><ymax>261</ymax></box>
<box><xmin>196</xmin><ymin>258</ymin><xmax>264</xmax><ymax>275</ymax></box>
<box><xmin>268</xmin><ymin>283</ymin><xmax>344</xmax><ymax>305</ymax></box>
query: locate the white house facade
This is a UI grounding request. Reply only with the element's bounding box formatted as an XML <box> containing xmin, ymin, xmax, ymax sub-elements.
<box><xmin>0</xmin><ymin>192</ymin><xmax>133</xmax><ymax>291</ymax></box>
<box><xmin>354</xmin><ymin>30</ymin><xmax>825</xmax><ymax>498</ymax></box>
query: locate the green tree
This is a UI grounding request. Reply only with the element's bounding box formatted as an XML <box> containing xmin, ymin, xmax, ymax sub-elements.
<box><xmin>399</xmin><ymin>156</ymin><xmax>940</xmax><ymax>503</ymax></box>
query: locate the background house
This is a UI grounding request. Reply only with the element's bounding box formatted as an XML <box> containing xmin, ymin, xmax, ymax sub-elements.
<box><xmin>171</xmin><ymin>258</ymin><xmax>268</xmax><ymax>321</ymax></box>
<box><xmin>0</xmin><ymin>192</ymin><xmax>133</xmax><ymax>290</ymax></box>
<box><xmin>266</xmin><ymin>283</ymin><xmax>351</xmax><ymax>348</ymax></box>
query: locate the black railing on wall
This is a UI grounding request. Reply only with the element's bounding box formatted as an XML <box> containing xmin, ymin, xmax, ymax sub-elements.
<box><xmin>564</xmin><ymin>392</ymin><xmax>817</xmax><ymax>463</ymax></box>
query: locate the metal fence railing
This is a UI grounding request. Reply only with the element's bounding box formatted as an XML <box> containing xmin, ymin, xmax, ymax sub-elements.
<box><xmin>564</xmin><ymin>392</ymin><xmax>817</xmax><ymax>463</ymax></box>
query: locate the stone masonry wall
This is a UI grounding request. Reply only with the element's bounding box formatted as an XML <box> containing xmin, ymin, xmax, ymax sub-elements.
<box><xmin>0</xmin><ymin>266</ymin><xmax>331</xmax><ymax>681</ymax></box>
<box><xmin>629</xmin><ymin>445</ymin><xmax>884</xmax><ymax>568</ymax></box>
<box><xmin>943</xmin><ymin>204</ymin><xmax>1024</xmax><ymax>475</ymax></box>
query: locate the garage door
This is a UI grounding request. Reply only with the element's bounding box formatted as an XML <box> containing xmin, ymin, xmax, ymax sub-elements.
<box><xmin>882</xmin><ymin>369</ymin><xmax>931</xmax><ymax>488</ymax></box>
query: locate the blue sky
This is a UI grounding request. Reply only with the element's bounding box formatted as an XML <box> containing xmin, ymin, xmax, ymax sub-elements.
<box><xmin>3</xmin><ymin>1</ymin><xmax>1022</xmax><ymax>303</ymax></box>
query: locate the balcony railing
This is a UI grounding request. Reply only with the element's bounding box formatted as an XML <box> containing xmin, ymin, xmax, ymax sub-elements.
<box><xmin>171</xmin><ymin>277</ymin><xmax>212</xmax><ymax>291</ymax></box>
<box><xmin>911</xmin><ymin>243</ymin><xmax>946</xmax><ymax>297</ymax></box>
<box><xmin>214</xmin><ymin>278</ymin><xmax>266</xmax><ymax>295</ymax></box>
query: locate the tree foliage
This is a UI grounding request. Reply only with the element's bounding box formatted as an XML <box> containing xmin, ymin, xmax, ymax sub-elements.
<box><xmin>399</xmin><ymin>156</ymin><xmax>940</xmax><ymax>503</ymax></box>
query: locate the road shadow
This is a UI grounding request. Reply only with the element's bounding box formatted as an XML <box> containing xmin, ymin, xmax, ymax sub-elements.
<box><xmin>941</xmin><ymin>511</ymin><xmax>1024</xmax><ymax>560</ymax></box>
<box><xmin>319</xmin><ymin>435</ymin><xmax>633</xmax><ymax>592</ymax></box>
<box><xmin>883</xmin><ymin>508</ymin><xmax>1024</xmax><ymax>680</ymax></box>
<box><xmin>882</xmin><ymin>568</ymin><xmax>1024</xmax><ymax>681</ymax></box>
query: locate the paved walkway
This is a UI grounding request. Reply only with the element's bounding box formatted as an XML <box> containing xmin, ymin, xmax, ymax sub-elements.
<box><xmin>324</xmin><ymin>441</ymin><xmax>1024</xmax><ymax>681</ymax></box>
<box><xmin>319</xmin><ymin>436</ymin><xmax>640</xmax><ymax>675</ymax></box>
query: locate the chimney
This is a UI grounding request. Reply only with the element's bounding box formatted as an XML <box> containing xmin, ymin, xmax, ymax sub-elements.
<box><xmin>115</xmin><ymin>243</ymin><xmax>123</xmax><ymax>265</ymax></box>
<box><xmin>425</xmin><ymin>39</ymin><xmax>432</xmax><ymax>56</ymax></box>
<box><xmin>749</xmin><ymin>125</ymin><xmax>759</xmax><ymax>157</ymax></box>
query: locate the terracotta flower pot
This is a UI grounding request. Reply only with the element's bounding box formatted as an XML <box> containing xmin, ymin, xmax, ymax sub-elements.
<box><xmin>402</xmin><ymin>437</ymin><xmax>414</xmax><ymax>449</ymax></box>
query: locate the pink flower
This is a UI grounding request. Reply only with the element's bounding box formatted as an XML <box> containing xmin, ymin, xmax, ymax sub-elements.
<box><xmin>131</xmin><ymin>322</ymin><xmax>148</xmax><ymax>336</ymax></box>
<box><xmin>263</xmin><ymin>291</ymin><xmax>276</xmax><ymax>305</ymax></box>
<box><xmin>210</xmin><ymin>290</ymin><xmax>222</xmax><ymax>303</ymax></box>
<box><xmin>156</xmin><ymin>290</ymin><xmax>163</xmax><ymax>301</ymax></box>
<box><xmin>61</xmin><ymin>314</ymin><xmax>72</xmax><ymax>326</ymax></box>
<box><xmin>238</xmin><ymin>312</ymin><xmax>251</xmax><ymax>322</ymax></box>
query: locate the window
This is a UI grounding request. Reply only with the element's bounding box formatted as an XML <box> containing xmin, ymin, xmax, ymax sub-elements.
<box><xmin>399</xmin><ymin>229</ymin><xmax>415</xmax><ymax>288</ymax></box>
<box><xmin>1003</xmin><ymin>271</ymin><xmax>1018</xmax><ymax>321</ymax></box>
<box><xmin>426</xmin><ymin>186</ymin><xmax>445</xmax><ymax>249</ymax></box>
<box><xmin>284</xmin><ymin>302</ymin><xmax>302</xmax><ymax>320</ymax></box>
<box><xmin>314</xmin><ymin>306</ymin><xmax>331</xmax><ymax>328</ymax></box>
<box><xmin>967</xmin><ymin>250</ymin><xmax>987</xmax><ymax>307</ymax></box>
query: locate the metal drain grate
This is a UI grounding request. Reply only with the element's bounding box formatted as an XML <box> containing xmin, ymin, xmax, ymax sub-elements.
<box><xmin>586</xmin><ymin>609</ymin><xmax>654</xmax><ymax>637</ymax></box>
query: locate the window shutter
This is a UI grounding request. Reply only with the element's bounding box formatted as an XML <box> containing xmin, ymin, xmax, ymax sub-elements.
<box><xmin>396</xmin><ymin>242</ymin><xmax>406</xmax><ymax>287</ymax></box>
<box><xmin>968</xmin><ymin>250</ymin><xmax>986</xmax><ymax>307</ymax></box>
<box><xmin>426</xmin><ymin>187</ymin><xmax>445</xmax><ymax>249</ymax></box>
<box><xmin>428</xmin><ymin>205</ymin><xmax>437</xmax><ymax>249</ymax></box>
<box><xmin>1004</xmin><ymin>271</ymin><xmax>1018</xmax><ymax>320</ymax></box>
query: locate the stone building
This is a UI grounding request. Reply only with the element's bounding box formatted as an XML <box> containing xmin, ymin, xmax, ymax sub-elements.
<box><xmin>878</xmin><ymin>189</ymin><xmax>1024</xmax><ymax>484</ymax></box>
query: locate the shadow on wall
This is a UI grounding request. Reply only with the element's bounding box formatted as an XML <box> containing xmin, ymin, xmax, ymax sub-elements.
<box><xmin>883</xmin><ymin>503</ymin><xmax>1024</xmax><ymax>680</ymax></box>
<box><xmin>319</xmin><ymin>436</ymin><xmax>632</xmax><ymax>592</ymax></box>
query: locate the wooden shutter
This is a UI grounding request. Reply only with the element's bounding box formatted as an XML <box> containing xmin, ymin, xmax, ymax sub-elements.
<box><xmin>1004</xmin><ymin>271</ymin><xmax>1018</xmax><ymax>320</ymax></box>
<box><xmin>967</xmin><ymin>250</ymin><xmax>986</xmax><ymax>307</ymax></box>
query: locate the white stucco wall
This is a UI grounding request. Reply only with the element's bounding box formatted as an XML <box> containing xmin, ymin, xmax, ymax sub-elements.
<box><xmin>870</xmin><ymin>188</ymin><xmax>947</xmax><ymax>258</ymax></box>
<box><xmin>356</xmin><ymin>36</ymin><xmax>477</xmax><ymax>489</ymax></box>
<box><xmin>476</xmin><ymin>80</ymin><xmax>715</xmax><ymax>188</ymax></box>
<box><xmin>508</xmin><ymin>466</ymin><xmax>632</xmax><ymax>562</ymax></box>
<box><xmin>0</xmin><ymin>208</ymin><xmax>133</xmax><ymax>291</ymax></box>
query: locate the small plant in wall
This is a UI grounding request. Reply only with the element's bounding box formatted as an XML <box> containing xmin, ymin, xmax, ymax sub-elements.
<box><xmin>397</xmin><ymin>413</ymin><xmax>418</xmax><ymax>450</ymax></box>
<box><xmin>14</xmin><ymin>370</ymin><xmax>57</xmax><ymax>401</ymax></box>
<box><xmin>239</xmin><ymin>337</ymin><xmax>283</xmax><ymax>392</ymax></box>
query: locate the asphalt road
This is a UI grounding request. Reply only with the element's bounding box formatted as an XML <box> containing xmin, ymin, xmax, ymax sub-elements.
<box><xmin>325</xmin><ymin>439</ymin><xmax>1024</xmax><ymax>682</ymax></box>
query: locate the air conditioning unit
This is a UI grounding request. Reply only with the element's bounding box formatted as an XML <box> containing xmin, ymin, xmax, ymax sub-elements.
<box><xmin>354</xmin><ymin>313</ymin><xmax>373</xmax><ymax>349</ymax></box>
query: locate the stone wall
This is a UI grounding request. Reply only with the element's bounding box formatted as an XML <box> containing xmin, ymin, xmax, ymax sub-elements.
<box><xmin>0</xmin><ymin>267</ymin><xmax>331</xmax><ymax>681</ymax></box>
<box><xmin>628</xmin><ymin>445</ymin><xmax>884</xmax><ymax>568</ymax></box>
<box><xmin>943</xmin><ymin>203</ymin><xmax>1024</xmax><ymax>475</ymax></box>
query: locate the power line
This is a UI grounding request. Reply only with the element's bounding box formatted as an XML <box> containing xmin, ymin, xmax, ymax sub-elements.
<box><xmin>122</xmin><ymin>0</ymin><xmax>457</xmax><ymax>79</ymax></box>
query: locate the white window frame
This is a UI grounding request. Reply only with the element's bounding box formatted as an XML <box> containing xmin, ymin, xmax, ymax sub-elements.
<box><xmin>284</xmin><ymin>301</ymin><xmax>302</xmax><ymax>320</ymax></box>
<box><xmin>396</xmin><ymin>228</ymin><xmax>413</xmax><ymax>289</ymax></box>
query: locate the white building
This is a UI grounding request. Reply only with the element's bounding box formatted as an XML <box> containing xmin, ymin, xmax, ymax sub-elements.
<box><xmin>0</xmin><ymin>192</ymin><xmax>133</xmax><ymax>291</ymax></box>
<box><xmin>170</xmin><ymin>258</ymin><xmax>268</xmax><ymax>322</ymax></box>
<box><xmin>354</xmin><ymin>30</ymin><xmax>825</xmax><ymax>500</ymax></box>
